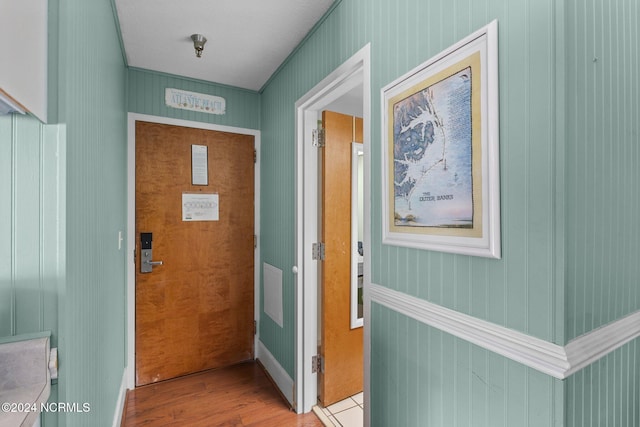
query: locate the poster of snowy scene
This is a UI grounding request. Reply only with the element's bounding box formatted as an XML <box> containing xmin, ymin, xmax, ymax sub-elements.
<box><xmin>382</xmin><ymin>21</ymin><xmax>501</xmax><ymax>258</ymax></box>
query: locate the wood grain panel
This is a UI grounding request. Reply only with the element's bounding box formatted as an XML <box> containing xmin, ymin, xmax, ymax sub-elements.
<box><xmin>319</xmin><ymin>110</ymin><xmax>363</xmax><ymax>406</ymax></box>
<box><xmin>135</xmin><ymin>121</ymin><xmax>254</xmax><ymax>386</ymax></box>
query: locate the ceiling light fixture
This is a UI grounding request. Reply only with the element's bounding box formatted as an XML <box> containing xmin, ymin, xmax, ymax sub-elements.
<box><xmin>190</xmin><ymin>34</ymin><xmax>207</xmax><ymax>58</ymax></box>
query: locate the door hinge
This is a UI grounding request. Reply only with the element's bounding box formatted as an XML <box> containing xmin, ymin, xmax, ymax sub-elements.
<box><xmin>254</xmin><ymin>235</ymin><xmax>258</xmax><ymax>249</ymax></box>
<box><xmin>311</xmin><ymin>355</ymin><xmax>324</xmax><ymax>374</ymax></box>
<box><xmin>133</xmin><ymin>248</ymin><xmax>136</xmax><ymax>264</ymax></box>
<box><xmin>254</xmin><ymin>149</ymin><xmax>257</xmax><ymax>163</ymax></box>
<box><xmin>312</xmin><ymin>242</ymin><xmax>325</xmax><ymax>261</ymax></box>
<box><xmin>312</xmin><ymin>128</ymin><xmax>325</xmax><ymax>147</ymax></box>
<box><xmin>254</xmin><ymin>320</ymin><xmax>257</xmax><ymax>335</ymax></box>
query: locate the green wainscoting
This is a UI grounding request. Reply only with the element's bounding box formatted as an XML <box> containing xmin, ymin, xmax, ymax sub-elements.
<box><xmin>370</xmin><ymin>303</ymin><xmax>564</xmax><ymax>427</ymax></box>
<box><xmin>566</xmin><ymin>339</ymin><xmax>640</xmax><ymax>427</ymax></box>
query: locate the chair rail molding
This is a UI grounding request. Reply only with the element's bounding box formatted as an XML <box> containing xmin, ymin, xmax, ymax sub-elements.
<box><xmin>368</xmin><ymin>283</ymin><xmax>640</xmax><ymax>379</ymax></box>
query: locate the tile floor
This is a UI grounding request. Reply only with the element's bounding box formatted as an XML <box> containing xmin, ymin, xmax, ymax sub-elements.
<box><xmin>313</xmin><ymin>392</ymin><xmax>364</xmax><ymax>427</ymax></box>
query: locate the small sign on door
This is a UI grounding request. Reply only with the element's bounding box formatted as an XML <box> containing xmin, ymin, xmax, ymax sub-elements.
<box><xmin>182</xmin><ymin>193</ymin><xmax>219</xmax><ymax>221</ymax></box>
<box><xmin>191</xmin><ymin>144</ymin><xmax>208</xmax><ymax>185</ymax></box>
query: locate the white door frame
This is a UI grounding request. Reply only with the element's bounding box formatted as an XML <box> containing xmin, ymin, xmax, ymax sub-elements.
<box><xmin>125</xmin><ymin>113</ymin><xmax>261</xmax><ymax>389</ymax></box>
<box><xmin>294</xmin><ymin>44</ymin><xmax>371</xmax><ymax>420</ymax></box>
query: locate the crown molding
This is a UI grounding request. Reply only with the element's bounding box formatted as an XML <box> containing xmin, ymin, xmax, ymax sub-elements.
<box><xmin>368</xmin><ymin>283</ymin><xmax>640</xmax><ymax>379</ymax></box>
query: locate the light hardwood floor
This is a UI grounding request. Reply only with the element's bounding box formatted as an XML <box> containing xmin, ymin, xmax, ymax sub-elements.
<box><xmin>121</xmin><ymin>361</ymin><xmax>323</xmax><ymax>426</ymax></box>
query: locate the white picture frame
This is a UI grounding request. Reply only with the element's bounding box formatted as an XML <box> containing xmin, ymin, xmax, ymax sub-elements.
<box><xmin>381</xmin><ymin>20</ymin><xmax>500</xmax><ymax>258</ymax></box>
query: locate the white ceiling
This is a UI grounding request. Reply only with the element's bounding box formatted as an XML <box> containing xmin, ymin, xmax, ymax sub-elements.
<box><xmin>115</xmin><ymin>0</ymin><xmax>335</xmax><ymax>92</ymax></box>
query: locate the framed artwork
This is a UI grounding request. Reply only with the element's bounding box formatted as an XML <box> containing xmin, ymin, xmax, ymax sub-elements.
<box><xmin>381</xmin><ymin>20</ymin><xmax>500</xmax><ymax>258</ymax></box>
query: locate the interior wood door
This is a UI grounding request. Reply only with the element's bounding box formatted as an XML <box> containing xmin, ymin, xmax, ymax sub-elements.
<box><xmin>319</xmin><ymin>110</ymin><xmax>364</xmax><ymax>406</ymax></box>
<box><xmin>135</xmin><ymin>121</ymin><xmax>255</xmax><ymax>386</ymax></box>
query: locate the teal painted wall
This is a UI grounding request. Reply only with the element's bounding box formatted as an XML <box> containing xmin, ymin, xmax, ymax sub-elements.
<box><xmin>370</xmin><ymin>304</ymin><xmax>564</xmax><ymax>426</ymax></box>
<box><xmin>566</xmin><ymin>339</ymin><xmax>640</xmax><ymax>427</ymax></box>
<box><xmin>260</xmin><ymin>0</ymin><xmax>561</xmax><ymax>380</ymax></box>
<box><xmin>128</xmin><ymin>68</ymin><xmax>260</xmax><ymax>130</ymax></box>
<box><xmin>2</xmin><ymin>0</ymin><xmax>636</xmax><ymax>424</ymax></box>
<box><xmin>259</xmin><ymin>0</ymin><xmax>639</xmax><ymax>424</ymax></box>
<box><xmin>1</xmin><ymin>1</ymin><xmax>126</xmax><ymax>425</ymax></box>
<box><xmin>259</xmin><ymin>65</ymin><xmax>298</xmax><ymax>374</ymax></box>
<box><xmin>366</xmin><ymin>0</ymin><xmax>560</xmax><ymax>343</ymax></box>
<box><xmin>0</xmin><ymin>115</ymin><xmax>64</xmax><ymax>339</ymax></box>
<box><xmin>0</xmin><ymin>114</ymin><xmax>65</xmax><ymax>427</ymax></box>
<box><xmin>564</xmin><ymin>0</ymin><xmax>640</xmax><ymax>339</ymax></box>
<box><xmin>55</xmin><ymin>0</ymin><xmax>128</xmax><ymax>425</ymax></box>
<box><xmin>563</xmin><ymin>0</ymin><xmax>640</xmax><ymax>424</ymax></box>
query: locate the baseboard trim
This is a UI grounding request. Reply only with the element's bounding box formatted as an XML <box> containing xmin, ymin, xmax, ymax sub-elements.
<box><xmin>112</xmin><ymin>369</ymin><xmax>128</xmax><ymax>427</ymax></box>
<box><xmin>369</xmin><ymin>283</ymin><xmax>640</xmax><ymax>379</ymax></box>
<box><xmin>256</xmin><ymin>339</ymin><xmax>295</xmax><ymax>407</ymax></box>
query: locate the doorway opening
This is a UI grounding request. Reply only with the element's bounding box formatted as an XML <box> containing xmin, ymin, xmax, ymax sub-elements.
<box><xmin>294</xmin><ymin>44</ymin><xmax>371</xmax><ymax>421</ymax></box>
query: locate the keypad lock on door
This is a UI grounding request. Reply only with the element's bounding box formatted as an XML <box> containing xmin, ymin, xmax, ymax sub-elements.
<box><xmin>140</xmin><ymin>232</ymin><xmax>163</xmax><ymax>273</ymax></box>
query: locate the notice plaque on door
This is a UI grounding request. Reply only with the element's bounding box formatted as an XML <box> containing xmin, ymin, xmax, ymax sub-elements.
<box><xmin>182</xmin><ymin>193</ymin><xmax>219</xmax><ymax>221</ymax></box>
<box><xmin>191</xmin><ymin>145</ymin><xmax>208</xmax><ymax>185</ymax></box>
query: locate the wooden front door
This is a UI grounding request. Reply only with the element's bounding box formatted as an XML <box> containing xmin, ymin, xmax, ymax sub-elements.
<box><xmin>319</xmin><ymin>110</ymin><xmax>364</xmax><ymax>406</ymax></box>
<box><xmin>135</xmin><ymin>121</ymin><xmax>255</xmax><ymax>386</ymax></box>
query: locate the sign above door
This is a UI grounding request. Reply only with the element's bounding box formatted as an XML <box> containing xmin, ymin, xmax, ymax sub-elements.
<box><xmin>165</xmin><ymin>88</ymin><xmax>226</xmax><ymax>115</ymax></box>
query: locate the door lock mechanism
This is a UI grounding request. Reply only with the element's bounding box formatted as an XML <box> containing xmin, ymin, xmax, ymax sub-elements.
<box><xmin>140</xmin><ymin>232</ymin><xmax>163</xmax><ymax>273</ymax></box>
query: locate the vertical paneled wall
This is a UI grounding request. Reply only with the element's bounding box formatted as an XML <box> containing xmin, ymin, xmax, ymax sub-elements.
<box><xmin>56</xmin><ymin>0</ymin><xmax>128</xmax><ymax>425</ymax></box>
<box><xmin>566</xmin><ymin>339</ymin><xmax>640</xmax><ymax>427</ymax></box>
<box><xmin>259</xmin><ymin>0</ymin><xmax>639</xmax><ymax>424</ymax></box>
<box><xmin>128</xmin><ymin>68</ymin><xmax>260</xmax><ymax>130</ymax></box>
<box><xmin>0</xmin><ymin>115</ymin><xmax>63</xmax><ymax>339</ymax></box>
<box><xmin>258</xmin><ymin>66</ymin><xmax>300</xmax><ymax>376</ymax></box>
<box><xmin>564</xmin><ymin>0</ymin><xmax>640</xmax><ymax>339</ymax></box>
<box><xmin>564</xmin><ymin>0</ymin><xmax>640</xmax><ymax>424</ymax></box>
<box><xmin>260</xmin><ymin>0</ymin><xmax>561</xmax><ymax>393</ymax></box>
<box><xmin>0</xmin><ymin>114</ymin><xmax>64</xmax><ymax>427</ymax></box>
<box><xmin>365</xmin><ymin>0</ymin><xmax>560</xmax><ymax>343</ymax></box>
<box><xmin>370</xmin><ymin>304</ymin><xmax>564</xmax><ymax>427</ymax></box>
